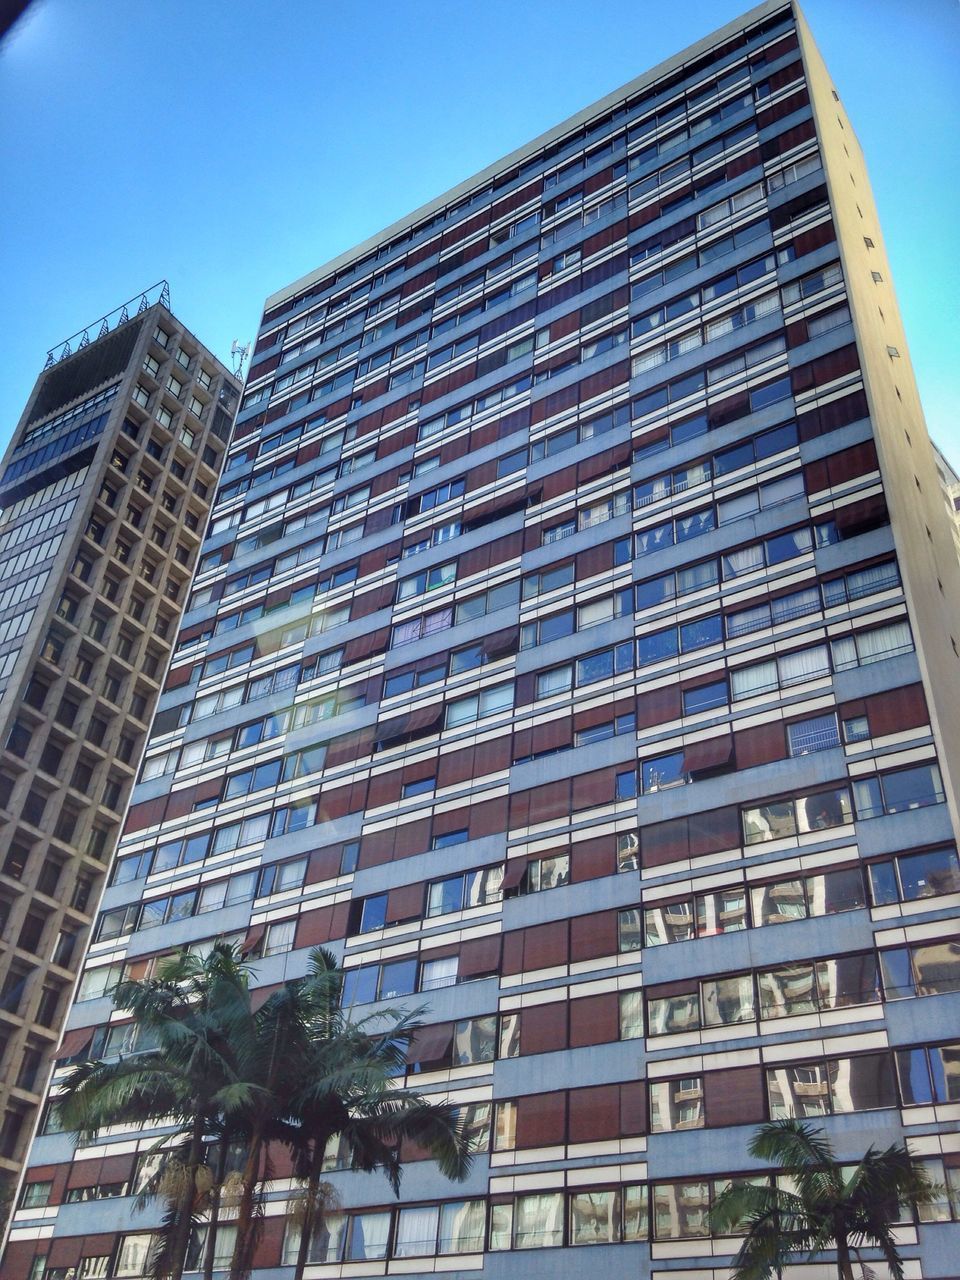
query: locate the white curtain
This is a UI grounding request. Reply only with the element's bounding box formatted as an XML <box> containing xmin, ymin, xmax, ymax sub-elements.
<box><xmin>440</xmin><ymin>1199</ymin><xmax>486</xmax><ymax>1254</ymax></box>
<box><xmin>778</xmin><ymin>644</ymin><xmax>829</xmax><ymax>685</ymax></box>
<box><xmin>731</xmin><ymin>659</ymin><xmax>777</xmax><ymax>700</ymax></box>
<box><xmin>394</xmin><ymin>1205</ymin><xmax>439</xmax><ymax>1257</ymax></box>
<box><xmin>723</xmin><ymin>544</ymin><xmax>764</xmax><ymax>577</ymax></box>
<box><xmin>349</xmin><ymin>1211</ymin><xmax>390</xmax><ymax>1260</ymax></box>
<box><xmin>678</xmin><ymin>561</ymin><xmax>718</xmax><ymax>594</ymax></box>
<box><xmin>856</xmin><ymin>620</ymin><xmax>911</xmax><ymax>663</ymax></box>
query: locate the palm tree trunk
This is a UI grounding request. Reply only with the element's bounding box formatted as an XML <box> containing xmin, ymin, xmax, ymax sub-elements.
<box><xmin>202</xmin><ymin>1139</ymin><xmax>229</xmax><ymax>1280</ymax></box>
<box><xmin>293</xmin><ymin>1143</ymin><xmax>324</xmax><ymax>1280</ymax></box>
<box><xmin>835</xmin><ymin>1234</ymin><xmax>857</xmax><ymax>1280</ymax></box>
<box><xmin>228</xmin><ymin>1129</ymin><xmax>265</xmax><ymax>1280</ymax></box>
<box><xmin>169</xmin><ymin>1114</ymin><xmax>206</xmax><ymax>1280</ymax></box>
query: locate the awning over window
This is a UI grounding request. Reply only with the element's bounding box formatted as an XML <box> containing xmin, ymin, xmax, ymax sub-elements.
<box><xmin>241</xmin><ymin>923</ymin><xmax>265</xmax><ymax>955</ymax></box>
<box><xmin>483</xmin><ymin>628</ymin><xmax>519</xmax><ymax>660</ymax></box>
<box><xmin>375</xmin><ymin>704</ymin><xmax>442</xmax><ymax>747</ymax></box>
<box><xmin>501</xmin><ymin>857</ymin><xmax>529</xmax><ymax>891</ymax></box>
<box><xmin>835</xmin><ymin>493</ymin><xmax>887</xmax><ymax>533</ymax></box>
<box><xmin>681</xmin><ymin>733</ymin><xmax>733</xmax><ymax>774</ymax></box>
<box><xmin>458</xmin><ymin>935</ymin><xmax>501</xmax><ymax>978</ymax></box>
<box><xmin>54</xmin><ymin>1027</ymin><xmax>93</xmax><ymax>1061</ymax></box>
<box><xmin>406</xmin><ymin>1023</ymin><xmax>453</xmax><ymax>1066</ymax></box>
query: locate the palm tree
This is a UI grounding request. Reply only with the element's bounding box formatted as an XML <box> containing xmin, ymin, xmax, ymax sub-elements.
<box><xmin>709</xmin><ymin>1118</ymin><xmax>938</xmax><ymax>1280</ymax></box>
<box><xmin>56</xmin><ymin>944</ymin><xmax>257</xmax><ymax>1280</ymax></box>
<box><xmin>283</xmin><ymin>950</ymin><xmax>471</xmax><ymax>1280</ymax></box>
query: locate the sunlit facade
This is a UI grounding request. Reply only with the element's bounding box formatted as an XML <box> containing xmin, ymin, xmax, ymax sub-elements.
<box><xmin>9</xmin><ymin>2</ymin><xmax>960</xmax><ymax>1276</ymax></box>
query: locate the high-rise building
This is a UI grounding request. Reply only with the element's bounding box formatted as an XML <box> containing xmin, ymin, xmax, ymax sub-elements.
<box><xmin>932</xmin><ymin>444</ymin><xmax>960</xmax><ymax>564</ymax></box>
<box><xmin>9</xmin><ymin>3</ymin><xmax>960</xmax><ymax>1276</ymax></box>
<box><xmin>0</xmin><ymin>284</ymin><xmax>240</xmax><ymax>1190</ymax></box>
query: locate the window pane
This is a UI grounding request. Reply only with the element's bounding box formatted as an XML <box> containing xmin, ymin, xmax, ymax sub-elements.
<box><xmin>570</xmin><ymin>1189</ymin><xmax>620</xmax><ymax>1245</ymax></box>
<box><xmin>898</xmin><ymin>847</ymin><xmax>960</xmax><ymax>900</ymax></box>
<box><xmin>653</xmin><ymin>1181</ymin><xmax>710</xmax><ymax>1239</ymax></box>
<box><xmin>648</xmin><ymin>993</ymin><xmax>700</xmax><ymax>1035</ymax></box>
<box><xmin>439</xmin><ymin>1200</ymin><xmax>486</xmax><ymax>1254</ymax></box>
<box><xmin>701</xmin><ymin>973</ymin><xmax>755</xmax><ymax>1025</ymax></box>
<box><xmin>394</xmin><ymin>1205</ymin><xmax>439</xmax><ymax>1257</ymax></box>
<box><xmin>696</xmin><ymin>888</ymin><xmax>747</xmax><ymax>935</ymax></box>
<box><xmin>514</xmin><ymin>1193</ymin><xmax>564</xmax><ymax>1249</ymax></box>
<box><xmin>911</xmin><ymin>941</ymin><xmax>960</xmax><ymax>996</ymax></box>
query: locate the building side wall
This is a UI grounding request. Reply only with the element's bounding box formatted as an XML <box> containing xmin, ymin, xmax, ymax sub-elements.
<box><xmin>795</xmin><ymin>7</ymin><xmax>960</xmax><ymax>827</ymax></box>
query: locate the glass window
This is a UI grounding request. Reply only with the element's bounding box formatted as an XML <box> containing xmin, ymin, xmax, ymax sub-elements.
<box><xmin>701</xmin><ymin>973</ymin><xmax>755</xmax><ymax>1025</ymax></box>
<box><xmin>648</xmin><ymin>992</ymin><xmax>700</xmax><ymax>1036</ymax></box>
<box><xmin>394</xmin><ymin>1205</ymin><xmax>439</xmax><ymax>1257</ymax></box>
<box><xmin>513</xmin><ymin>1193</ymin><xmax>564</xmax><ymax>1249</ymax></box>
<box><xmin>650</xmin><ymin>1077</ymin><xmax>704</xmax><ymax>1132</ymax></box>
<box><xmin>653</xmin><ymin>1180</ymin><xmax>710</xmax><ymax>1239</ymax></box>
<box><xmin>683</xmin><ymin>679</ymin><xmax>727</xmax><ymax>714</ymax></box>
<box><xmin>346</xmin><ymin>1212</ymin><xmax>391</xmax><ymax>1261</ymax></box>
<box><xmin>619</xmin><ymin>990</ymin><xmax>644</xmax><ymax>1039</ymax></box>
<box><xmin>642</xmin><ymin>751</ymin><xmax>685</xmax><ymax>793</ymax></box>
<box><xmin>696</xmin><ymin>888</ymin><xmax>747</xmax><ymax>935</ymax></box>
<box><xmin>897</xmin><ymin>847</ymin><xmax>960</xmax><ymax>901</ymax></box>
<box><xmin>570</xmin><ymin>1189</ymin><xmax>620</xmax><ymax>1245</ymax></box>
<box><xmin>759</xmin><ymin>962</ymin><xmax>818</xmax><ymax>1019</ymax></box>
<box><xmin>787</xmin><ymin>713</ymin><xmax>840</xmax><ymax>756</ymax></box>
<box><xmin>439</xmin><ymin>1199</ymin><xmax>486</xmax><ymax>1254</ymax></box>
<box><xmin>378</xmin><ymin>959</ymin><xmax>418</xmax><ymax>999</ymax></box>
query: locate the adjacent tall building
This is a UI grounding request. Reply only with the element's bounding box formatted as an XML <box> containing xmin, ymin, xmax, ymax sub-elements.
<box><xmin>0</xmin><ymin>285</ymin><xmax>240</xmax><ymax>1188</ymax></box>
<box><xmin>9</xmin><ymin>3</ymin><xmax>960</xmax><ymax>1276</ymax></box>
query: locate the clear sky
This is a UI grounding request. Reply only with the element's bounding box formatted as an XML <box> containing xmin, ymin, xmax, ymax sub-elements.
<box><xmin>0</xmin><ymin>0</ymin><xmax>957</xmax><ymax>465</ymax></box>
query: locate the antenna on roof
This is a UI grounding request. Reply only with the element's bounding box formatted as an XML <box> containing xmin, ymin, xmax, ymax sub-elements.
<box><xmin>230</xmin><ymin>340</ymin><xmax>250</xmax><ymax>379</ymax></box>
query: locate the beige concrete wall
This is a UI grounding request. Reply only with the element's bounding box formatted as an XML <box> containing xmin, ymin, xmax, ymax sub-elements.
<box><xmin>795</xmin><ymin>4</ymin><xmax>960</xmax><ymax>832</ymax></box>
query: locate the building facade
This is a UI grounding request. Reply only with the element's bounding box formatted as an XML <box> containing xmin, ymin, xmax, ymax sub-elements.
<box><xmin>0</xmin><ymin>286</ymin><xmax>240</xmax><ymax>1188</ymax></box>
<box><xmin>9</xmin><ymin>3</ymin><xmax>960</xmax><ymax>1276</ymax></box>
<box><xmin>932</xmin><ymin>445</ymin><xmax>960</xmax><ymax>565</ymax></box>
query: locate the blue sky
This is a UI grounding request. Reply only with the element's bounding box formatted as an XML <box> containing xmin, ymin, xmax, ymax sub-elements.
<box><xmin>0</xmin><ymin>0</ymin><xmax>957</xmax><ymax>465</ymax></box>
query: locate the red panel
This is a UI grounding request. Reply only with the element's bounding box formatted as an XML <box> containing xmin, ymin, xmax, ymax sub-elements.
<box><xmin>704</xmin><ymin>1066</ymin><xmax>766</xmax><ymax>1127</ymax></box>
<box><xmin>568</xmin><ymin>1083</ymin><xmax>619</xmax><ymax>1143</ymax></box>
<box><xmin>569</xmin><ymin>909</ymin><xmax>619</xmax><ymax>962</ymax></box>
<box><xmin>385</xmin><ymin>882</ymin><xmax>423</xmax><ymax>925</ymax></box>
<box><xmin>358</xmin><ymin>828</ymin><xmax>394</xmax><ymax>868</ymax></box>
<box><xmin>295</xmin><ymin>905</ymin><xmax>338</xmax><ymax>949</ymax></box>
<box><xmin>735</xmin><ymin>722</ymin><xmax>787</xmax><ymax>769</ymax></box>
<box><xmin>123</xmin><ymin>795</ymin><xmax>167</xmax><ymax>833</ymax></box>
<box><xmin>392</xmin><ymin>818</ymin><xmax>431</xmax><ymax>862</ymax></box>
<box><xmin>522</xmin><ymin>920</ymin><xmax>569</xmax><ymax>971</ymax></box>
<box><xmin>688</xmin><ymin>806</ymin><xmax>739</xmax><ymax>856</ymax></box>
<box><xmin>619</xmin><ymin>1081</ymin><xmax>648</xmax><ymax>1136</ymax></box>
<box><xmin>636</xmin><ymin>685</ymin><xmax>682</xmax><ymax>728</ymax></box>
<box><xmin>515</xmin><ymin>1090</ymin><xmax>566</xmax><ymax>1148</ymax></box>
<box><xmin>3</xmin><ymin>1242</ymin><xmax>46</xmax><ymax>1279</ymax></box>
<box><xmin>835</xmin><ymin>493</ymin><xmax>887</xmax><ymax>536</ymax></box>
<box><xmin>458</xmin><ymin>935</ymin><xmax>501</xmax><ymax>979</ymax></box>
<box><xmin>164</xmin><ymin>663</ymin><xmax>196</xmax><ymax>690</ymax></box>
<box><xmin>527</xmin><ymin>779</ymin><xmax>571</xmax><ymax>825</ymax></box>
<box><xmin>468</xmin><ymin>794</ymin><xmax>509</xmax><ymax>841</ymax></box>
<box><xmin>519</xmin><ymin>1003</ymin><xmax>568</xmax><ymax>1056</ymax></box>
<box><xmin>572</xmin><ymin>765</ymin><xmax>617</xmax><ymax>811</ymax></box>
<box><xmin>642</xmin><ymin>817</ymin><xmax>689</xmax><ymax>868</ymax></box>
<box><xmin>571</xmin><ymin>834</ymin><xmax>616</xmax><ymax>883</ymax></box>
<box><xmin>253</xmin><ymin>1217</ymin><xmax>286</xmax><ymax>1268</ymax></box>
<box><xmin>866</xmin><ymin>684</ymin><xmax>928</xmax><ymax>737</ymax></box>
<box><xmin>568</xmin><ymin>992</ymin><xmax>619</xmax><ymax>1048</ymax></box>
<box><xmin>681</xmin><ymin>733</ymin><xmax>733</xmax><ymax>773</ymax></box>
<box><xmin>827</xmin><ymin>439</ymin><xmax>879</xmax><ymax>486</ymax></box>
<box><xmin>501</xmin><ymin>930</ymin><xmax>525</xmax><ymax>975</ymax></box>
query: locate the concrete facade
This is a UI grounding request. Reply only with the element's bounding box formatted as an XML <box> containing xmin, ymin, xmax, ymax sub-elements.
<box><xmin>7</xmin><ymin>5</ymin><xmax>960</xmax><ymax>1277</ymax></box>
<box><xmin>0</xmin><ymin>294</ymin><xmax>240</xmax><ymax>1191</ymax></box>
